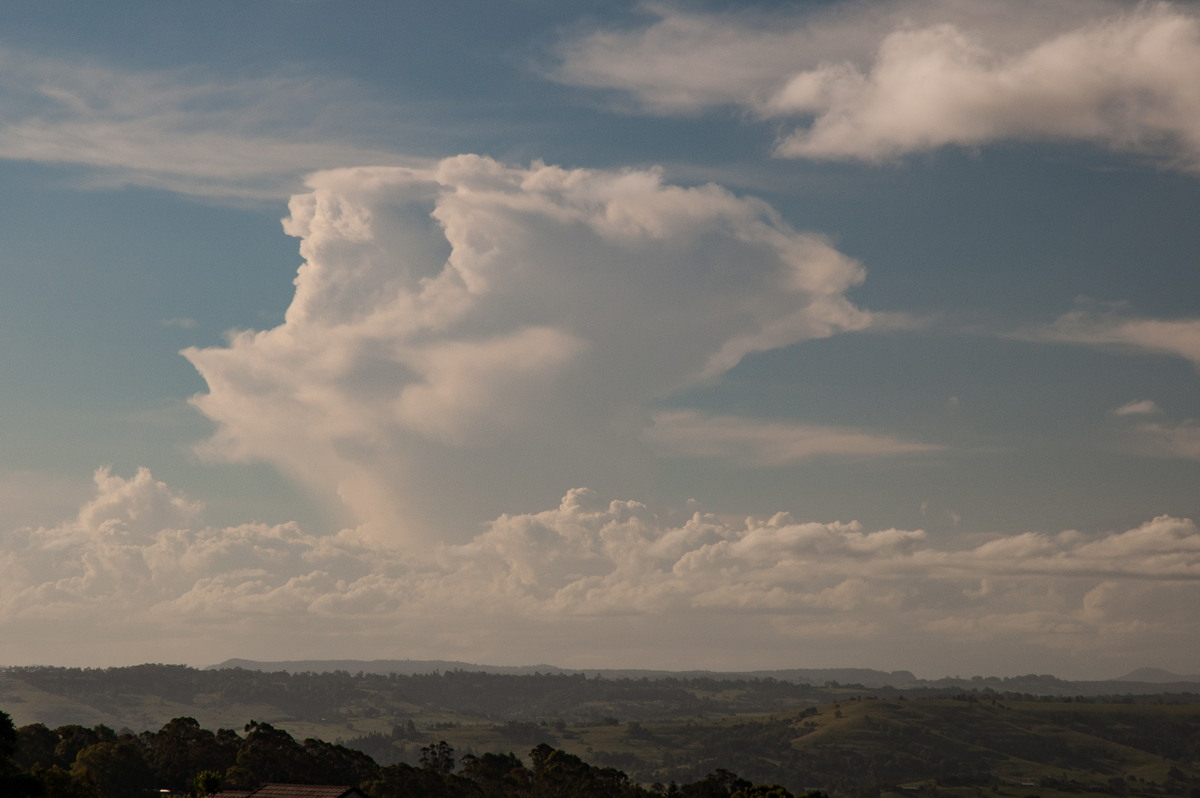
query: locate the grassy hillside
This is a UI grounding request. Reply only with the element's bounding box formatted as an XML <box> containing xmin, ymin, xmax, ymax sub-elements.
<box><xmin>3</xmin><ymin>665</ymin><xmax>1199</xmax><ymax>796</ymax></box>
<box><xmin>388</xmin><ymin>696</ymin><xmax>1199</xmax><ymax>795</ymax></box>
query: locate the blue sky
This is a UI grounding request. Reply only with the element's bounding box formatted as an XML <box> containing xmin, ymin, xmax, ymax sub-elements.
<box><xmin>1</xmin><ymin>0</ymin><xmax>1199</xmax><ymax>679</ymax></box>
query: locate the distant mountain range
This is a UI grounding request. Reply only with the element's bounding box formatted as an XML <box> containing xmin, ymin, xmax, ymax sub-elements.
<box><xmin>209</xmin><ymin>657</ymin><xmax>922</xmax><ymax>688</ymax></box>
<box><xmin>1116</xmin><ymin>666</ymin><xmax>1200</xmax><ymax>683</ymax></box>
<box><xmin>209</xmin><ymin>658</ymin><xmax>1200</xmax><ymax>692</ymax></box>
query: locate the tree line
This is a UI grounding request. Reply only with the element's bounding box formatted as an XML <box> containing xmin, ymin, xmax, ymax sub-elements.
<box><xmin>3</xmin><ymin>665</ymin><xmax>826</xmax><ymax>724</ymax></box>
<box><xmin>2</xmin><ymin>710</ymin><xmax>818</xmax><ymax>798</ymax></box>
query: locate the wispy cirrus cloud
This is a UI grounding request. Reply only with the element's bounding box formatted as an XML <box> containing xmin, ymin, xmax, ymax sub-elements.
<box><xmin>1025</xmin><ymin>311</ymin><xmax>1200</xmax><ymax>460</ymax></box>
<box><xmin>1112</xmin><ymin>399</ymin><xmax>1161</xmax><ymax>417</ymax></box>
<box><xmin>1126</xmin><ymin>420</ymin><xmax>1200</xmax><ymax>460</ymax></box>
<box><xmin>0</xmin><ymin>48</ymin><xmax>419</xmax><ymax>200</ymax></box>
<box><xmin>553</xmin><ymin>0</ymin><xmax>1200</xmax><ymax>171</ymax></box>
<box><xmin>647</xmin><ymin>410</ymin><xmax>940</xmax><ymax>467</ymax></box>
<box><xmin>1027</xmin><ymin>306</ymin><xmax>1200</xmax><ymax>368</ymax></box>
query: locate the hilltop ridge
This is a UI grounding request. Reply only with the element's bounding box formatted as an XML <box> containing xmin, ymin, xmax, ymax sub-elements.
<box><xmin>209</xmin><ymin>658</ymin><xmax>1200</xmax><ymax>693</ymax></box>
<box><xmin>207</xmin><ymin>658</ymin><xmax>921</xmax><ymax>688</ymax></box>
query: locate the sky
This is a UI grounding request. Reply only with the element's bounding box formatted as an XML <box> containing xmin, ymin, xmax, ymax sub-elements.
<box><xmin>1</xmin><ymin>0</ymin><xmax>1199</xmax><ymax>681</ymax></box>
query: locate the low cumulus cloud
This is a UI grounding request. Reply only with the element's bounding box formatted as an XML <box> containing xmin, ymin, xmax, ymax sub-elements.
<box><xmin>554</xmin><ymin>0</ymin><xmax>1200</xmax><ymax>170</ymax></box>
<box><xmin>184</xmin><ymin>156</ymin><xmax>878</xmax><ymax>544</ymax></box>
<box><xmin>3</xmin><ymin>468</ymin><xmax>1199</xmax><ymax>673</ymax></box>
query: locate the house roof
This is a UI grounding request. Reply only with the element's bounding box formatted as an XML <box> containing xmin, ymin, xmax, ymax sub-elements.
<box><xmin>214</xmin><ymin>786</ymin><xmax>368</xmax><ymax>798</ymax></box>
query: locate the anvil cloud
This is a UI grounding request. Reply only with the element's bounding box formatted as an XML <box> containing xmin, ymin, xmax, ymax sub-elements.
<box><xmin>184</xmin><ymin>156</ymin><xmax>905</xmax><ymax>543</ymax></box>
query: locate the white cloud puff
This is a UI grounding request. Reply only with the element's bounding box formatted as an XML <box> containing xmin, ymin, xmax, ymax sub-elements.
<box><xmin>0</xmin><ymin>468</ymin><xmax>373</xmax><ymax>625</ymax></box>
<box><xmin>183</xmin><ymin>156</ymin><xmax>873</xmax><ymax>544</ymax></box>
<box><xmin>1112</xmin><ymin>399</ymin><xmax>1161</xmax><ymax>416</ymax></box>
<box><xmin>3</xmin><ymin>469</ymin><xmax>1199</xmax><ymax>675</ymax></box>
<box><xmin>554</xmin><ymin>0</ymin><xmax>1200</xmax><ymax>170</ymax></box>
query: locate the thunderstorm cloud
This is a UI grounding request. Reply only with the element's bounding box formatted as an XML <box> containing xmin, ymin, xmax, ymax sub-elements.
<box><xmin>183</xmin><ymin>156</ymin><xmax>884</xmax><ymax>544</ymax></box>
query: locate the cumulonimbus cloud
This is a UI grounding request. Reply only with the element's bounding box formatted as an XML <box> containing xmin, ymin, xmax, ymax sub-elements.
<box><xmin>183</xmin><ymin>156</ymin><xmax>885</xmax><ymax>544</ymax></box>
<box><xmin>554</xmin><ymin>0</ymin><xmax>1200</xmax><ymax>170</ymax></box>
<box><xmin>3</xmin><ymin>468</ymin><xmax>1198</xmax><ymax>672</ymax></box>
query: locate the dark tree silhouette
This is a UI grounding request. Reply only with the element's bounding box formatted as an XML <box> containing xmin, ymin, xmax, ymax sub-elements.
<box><xmin>419</xmin><ymin>740</ymin><xmax>456</xmax><ymax>774</ymax></box>
<box><xmin>0</xmin><ymin>711</ymin><xmax>43</xmax><ymax>798</ymax></box>
<box><xmin>71</xmin><ymin>740</ymin><xmax>156</xmax><ymax>798</ymax></box>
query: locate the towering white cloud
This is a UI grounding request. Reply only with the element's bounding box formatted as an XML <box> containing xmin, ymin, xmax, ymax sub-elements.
<box><xmin>554</xmin><ymin>0</ymin><xmax>1200</xmax><ymax>170</ymax></box>
<box><xmin>184</xmin><ymin>156</ymin><xmax>880</xmax><ymax>543</ymax></box>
